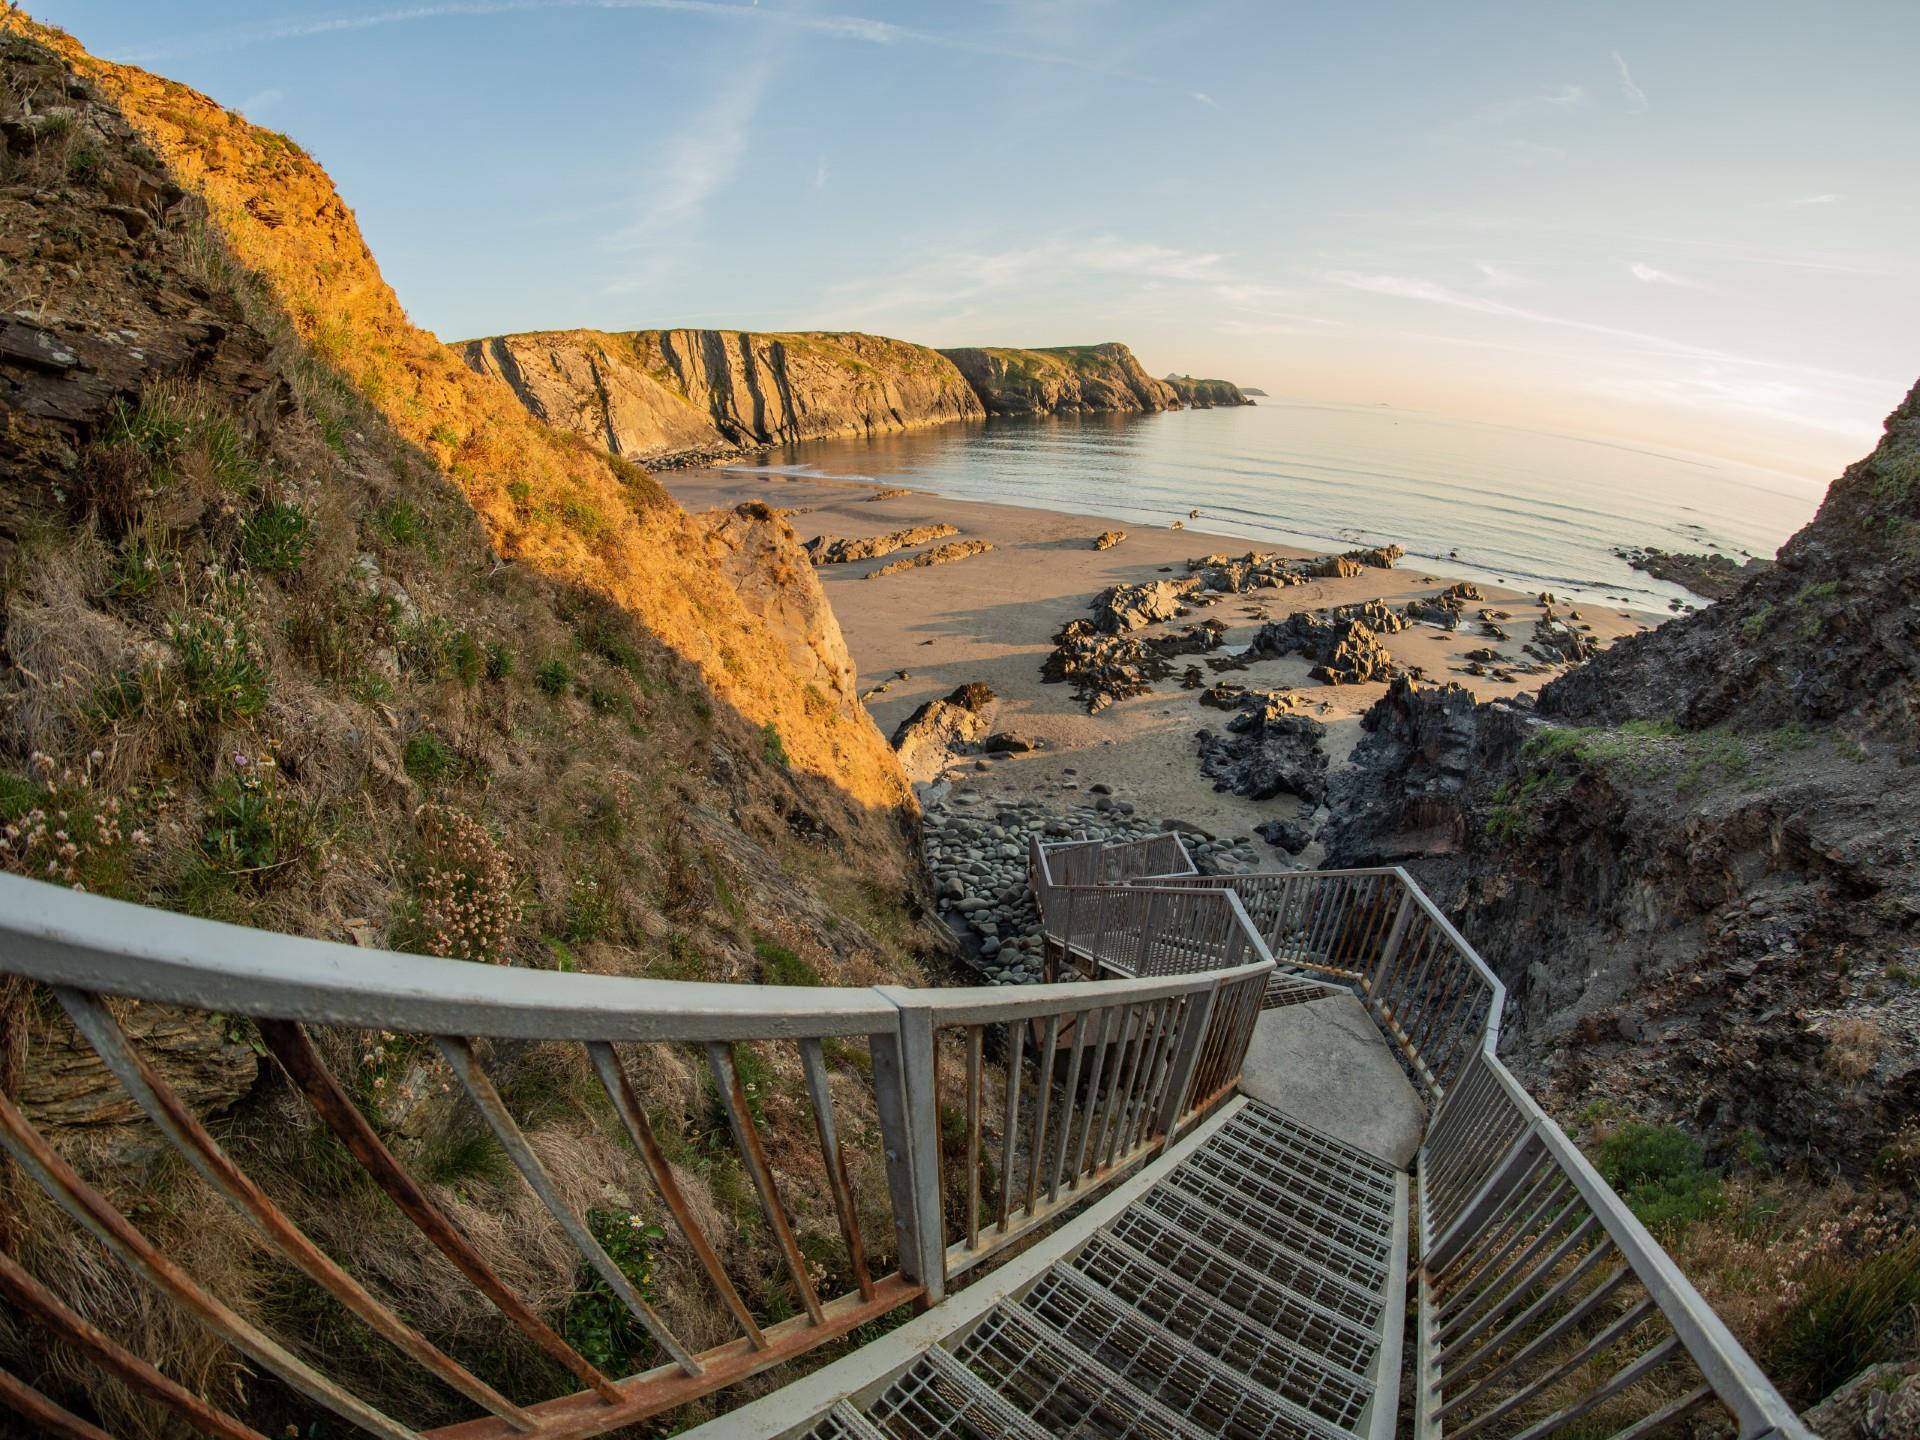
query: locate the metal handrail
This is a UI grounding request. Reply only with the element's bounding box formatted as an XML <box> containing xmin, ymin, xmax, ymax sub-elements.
<box><xmin>0</xmin><ymin>869</ymin><xmax>1272</xmax><ymax>1440</ymax></box>
<box><xmin>1030</xmin><ymin>841</ymin><xmax>1811</xmax><ymax>1440</ymax></box>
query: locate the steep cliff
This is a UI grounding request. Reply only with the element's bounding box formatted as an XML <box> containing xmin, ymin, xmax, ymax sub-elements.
<box><xmin>461</xmin><ymin>327</ymin><xmax>985</xmax><ymax>467</ymax></box>
<box><xmin>1164</xmin><ymin>373</ymin><xmax>1253</xmax><ymax>407</ymax></box>
<box><xmin>938</xmin><ymin>341</ymin><xmax>1181</xmax><ymax>416</ymax></box>
<box><xmin>0</xmin><ymin>20</ymin><xmax>945</xmax><ymax>1432</ymax></box>
<box><xmin>1326</xmin><ymin>384</ymin><xmax>1920</xmax><ymax>1181</ymax></box>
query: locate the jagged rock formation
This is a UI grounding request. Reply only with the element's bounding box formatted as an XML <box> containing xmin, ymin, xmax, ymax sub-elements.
<box><xmin>866</xmin><ymin>538</ymin><xmax>993</xmax><ymax>578</ymax></box>
<box><xmin>806</xmin><ymin>523</ymin><xmax>957</xmax><ymax>565</ymax></box>
<box><xmin>1246</xmin><ymin>601</ymin><xmax>1409</xmax><ymax>685</ymax></box>
<box><xmin>1163</xmin><ymin>373</ymin><xmax>1253</xmax><ymax>407</ymax></box>
<box><xmin>890</xmin><ymin>682</ymin><xmax>997</xmax><ymax>783</ymax></box>
<box><xmin>1196</xmin><ymin>699</ymin><xmax>1329</xmax><ymax>805</ymax></box>
<box><xmin>939</xmin><ymin>342</ymin><xmax>1180</xmax><ymax>416</ymax></box>
<box><xmin>1327</xmin><ymin>383</ymin><xmax>1920</xmax><ymax>1179</ymax></box>
<box><xmin>461</xmin><ymin>328</ymin><xmax>985</xmax><ymax>467</ymax></box>
<box><xmin>1618</xmin><ymin>545</ymin><xmax>1774</xmax><ymax>601</ymax></box>
<box><xmin>697</xmin><ymin>503</ymin><xmax>860</xmax><ymax>714</ymax></box>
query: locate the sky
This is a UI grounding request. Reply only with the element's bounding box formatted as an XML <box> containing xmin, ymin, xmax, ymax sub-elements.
<box><xmin>34</xmin><ymin>0</ymin><xmax>1920</xmax><ymax>477</ymax></box>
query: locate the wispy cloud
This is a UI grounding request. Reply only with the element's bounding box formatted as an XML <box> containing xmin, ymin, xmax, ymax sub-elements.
<box><xmin>1474</xmin><ymin>262</ymin><xmax>1529</xmax><ymax>290</ymax></box>
<box><xmin>1315</xmin><ymin>268</ymin><xmax>1884</xmax><ymax>391</ymax></box>
<box><xmin>607</xmin><ymin>54</ymin><xmax>775</xmax><ymax>252</ymax></box>
<box><xmin>1472</xmin><ymin>83</ymin><xmax>1586</xmax><ymax>127</ymax></box>
<box><xmin>237</xmin><ymin>87</ymin><xmax>284</xmax><ymax>117</ymax></box>
<box><xmin>1628</xmin><ymin>262</ymin><xmax>1696</xmax><ymax>287</ymax></box>
<box><xmin>816</xmin><ymin>233</ymin><xmax>1232</xmax><ymax>329</ymax></box>
<box><xmin>1791</xmin><ymin>192</ymin><xmax>1840</xmax><ymax>207</ymax></box>
<box><xmin>1191</xmin><ymin>91</ymin><xmax>1221</xmax><ymax>111</ymax></box>
<box><xmin>1610</xmin><ymin>52</ymin><xmax>1647</xmax><ymax>110</ymax></box>
<box><xmin>813</xmin><ymin>155</ymin><xmax>830</xmax><ymax>191</ymax></box>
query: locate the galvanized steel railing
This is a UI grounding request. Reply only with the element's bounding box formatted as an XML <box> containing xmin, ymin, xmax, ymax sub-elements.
<box><xmin>1032</xmin><ymin>841</ymin><xmax>1810</xmax><ymax>1440</ymax></box>
<box><xmin>0</xmin><ymin>871</ymin><xmax>1271</xmax><ymax>1440</ymax></box>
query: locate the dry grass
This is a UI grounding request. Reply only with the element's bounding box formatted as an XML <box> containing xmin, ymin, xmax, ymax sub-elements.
<box><xmin>0</xmin><ymin>18</ymin><xmax>951</xmax><ymax>1436</ymax></box>
<box><xmin>1821</xmin><ymin>1015</ymin><xmax>1887</xmax><ymax>1082</ymax></box>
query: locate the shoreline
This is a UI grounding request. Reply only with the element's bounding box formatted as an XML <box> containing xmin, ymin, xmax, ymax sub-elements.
<box><xmin>662</xmin><ymin>466</ymin><xmax>1661</xmax><ymax>865</ymax></box>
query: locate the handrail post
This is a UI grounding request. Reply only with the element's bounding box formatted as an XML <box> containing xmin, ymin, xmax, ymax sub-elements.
<box><xmin>1153</xmin><ymin>980</ymin><xmax>1219</xmax><ymax>1145</ymax></box>
<box><xmin>1368</xmin><ymin>881</ymin><xmax>1416</xmax><ymax>1000</ymax></box>
<box><xmin>868</xmin><ymin>1000</ymin><xmax>945</xmax><ymax>1306</ymax></box>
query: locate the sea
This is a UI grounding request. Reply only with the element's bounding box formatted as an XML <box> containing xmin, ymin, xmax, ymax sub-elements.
<box><xmin>728</xmin><ymin>398</ymin><xmax>1832</xmax><ymax>612</ymax></box>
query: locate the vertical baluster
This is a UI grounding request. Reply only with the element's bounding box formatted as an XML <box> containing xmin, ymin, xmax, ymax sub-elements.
<box><xmin>1096</xmin><ymin>1004</ymin><xmax>1150</xmax><ymax>1170</ymax></box>
<box><xmin>441</xmin><ymin>1036</ymin><xmax>705</xmax><ymax>1368</ymax></box>
<box><xmin>1048</xmin><ymin>1006</ymin><xmax>1094</xmax><ymax>1200</ymax></box>
<box><xmin>701</xmin><ymin>1042</ymin><xmax>826</xmax><ymax>1326</ymax></box>
<box><xmin>1069</xmin><ymin>1004</ymin><xmax>1119</xmax><ymax>1189</ymax></box>
<box><xmin>1022</xmin><ymin>1014</ymin><xmax>1061</xmax><ymax>1216</ymax></box>
<box><xmin>964</xmin><ymin>1026</ymin><xmax>982</xmax><ymax>1251</ymax></box>
<box><xmin>798</xmin><ymin>1038</ymin><xmax>875</xmax><ymax>1303</ymax></box>
<box><xmin>996</xmin><ymin>1017</ymin><xmax>1025</xmax><ymax>1232</ymax></box>
<box><xmin>589</xmin><ymin>1042</ymin><xmax>766</xmax><ymax>1350</ymax></box>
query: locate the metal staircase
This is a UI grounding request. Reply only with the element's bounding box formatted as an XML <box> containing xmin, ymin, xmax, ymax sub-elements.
<box><xmin>0</xmin><ymin>838</ymin><xmax>1810</xmax><ymax>1440</ymax></box>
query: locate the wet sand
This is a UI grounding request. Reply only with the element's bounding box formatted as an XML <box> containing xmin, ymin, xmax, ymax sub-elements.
<box><xmin>663</xmin><ymin>468</ymin><xmax>1659</xmax><ymax>858</ymax></box>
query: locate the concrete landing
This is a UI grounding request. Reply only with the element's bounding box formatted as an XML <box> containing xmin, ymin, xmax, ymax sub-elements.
<box><xmin>1237</xmin><ymin>992</ymin><xmax>1427</xmax><ymax>1168</ymax></box>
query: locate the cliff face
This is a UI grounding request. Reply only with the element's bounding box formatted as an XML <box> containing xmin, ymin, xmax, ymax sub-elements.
<box><xmin>0</xmin><ymin>19</ymin><xmax>946</xmax><ymax>1432</ymax></box>
<box><xmin>1164</xmin><ymin>373</ymin><xmax>1253</xmax><ymax>407</ymax></box>
<box><xmin>938</xmin><ymin>341</ymin><xmax>1180</xmax><ymax>416</ymax></box>
<box><xmin>461</xmin><ymin>328</ymin><xmax>985</xmax><ymax>467</ymax></box>
<box><xmin>1326</xmin><ymin>384</ymin><xmax>1920</xmax><ymax>1179</ymax></box>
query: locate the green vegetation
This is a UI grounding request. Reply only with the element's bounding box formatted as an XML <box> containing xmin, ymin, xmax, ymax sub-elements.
<box><xmin>760</xmin><ymin>721</ymin><xmax>789</xmax><ymax>768</ymax></box>
<box><xmin>558</xmin><ymin>1209</ymin><xmax>665</xmax><ymax>1372</ymax></box>
<box><xmin>402</xmin><ymin>731</ymin><xmax>458</xmax><ymax>787</ymax></box>
<box><xmin>753</xmin><ymin>936</ymin><xmax>819</xmax><ymax>987</ymax></box>
<box><xmin>371</xmin><ymin>497</ymin><xmax>426</xmax><ymax>547</ymax></box>
<box><xmin>1768</xmin><ymin>1231</ymin><xmax>1920</xmax><ymax>1403</ymax></box>
<box><xmin>534</xmin><ymin>658</ymin><xmax>572</xmax><ymax>697</ymax></box>
<box><xmin>240</xmin><ymin>501</ymin><xmax>312</xmax><ymax>573</ymax></box>
<box><xmin>1592</xmin><ymin>1123</ymin><xmax>1722</xmax><ymax>1235</ymax></box>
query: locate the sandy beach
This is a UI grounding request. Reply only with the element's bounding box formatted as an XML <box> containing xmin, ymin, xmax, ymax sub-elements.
<box><xmin>663</xmin><ymin>467</ymin><xmax>1660</xmax><ymax>860</ymax></box>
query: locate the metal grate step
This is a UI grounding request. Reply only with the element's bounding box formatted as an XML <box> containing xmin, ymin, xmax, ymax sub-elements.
<box><xmin>1022</xmin><ymin>1263</ymin><xmax>1351</xmax><ymax>1440</ymax></box>
<box><xmin>1178</xmin><ymin>1147</ymin><xmax>1395</xmax><ymax>1259</ymax></box>
<box><xmin>1206</xmin><ymin>1125</ymin><xmax>1399</xmax><ymax>1225</ymax></box>
<box><xmin>956</xmin><ymin>1299</ymin><xmax>1217</xmax><ymax>1440</ymax></box>
<box><xmin>1136</xmin><ymin>1175</ymin><xmax>1397</xmax><ymax>1305</ymax></box>
<box><xmin>1068</xmin><ymin>1231</ymin><xmax>1378</xmax><ymax>1431</ymax></box>
<box><xmin>1226</xmin><ymin>1103</ymin><xmax>1401</xmax><ymax>1185</ymax></box>
<box><xmin>868</xmin><ymin>1344</ymin><xmax>1054</xmax><ymax>1440</ymax></box>
<box><xmin>1106</xmin><ymin>1202</ymin><xmax>1385</xmax><ymax>1352</ymax></box>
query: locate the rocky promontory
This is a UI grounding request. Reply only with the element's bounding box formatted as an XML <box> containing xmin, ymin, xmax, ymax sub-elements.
<box><xmin>939</xmin><ymin>341</ymin><xmax>1183</xmax><ymax>416</ymax></box>
<box><xmin>461</xmin><ymin>328</ymin><xmax>986</xmax><ymax>467</ymax></box>
<box><xmin>1164</xmin><ymin>373</ymin><xmax>1254</xmax><ymax>407</ymax></box>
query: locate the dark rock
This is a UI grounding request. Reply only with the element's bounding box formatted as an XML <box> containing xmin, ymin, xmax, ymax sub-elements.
<box><xmin>1196</xmin><ymin>702</ymin><xmax>1329</xmax><ymax>804</ymax></box>
<box><xmin>981</xmin><ymin>732</ymin><xmax>1035</xmax><ymax>753</ymax></box>
<box><xmin>1254</xmin><ymin>817</ymin><xmax>1314</xmax><ymax>853</ymax></box>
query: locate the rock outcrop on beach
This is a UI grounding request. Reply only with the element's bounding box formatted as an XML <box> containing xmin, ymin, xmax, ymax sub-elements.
<box><xmin>1196</xmin><ymin>698</ymin><xmax>1329</xmax><ymax>805</ymax></box>
<box><xmin>1163</xmin><ymin>373</ymin><xmax>1254</xmax><ymax>407</ymax></box>
<box><xmin>866</xmin><ymin>538</ymin><xmax>994</xmax><ymax>578</ymax></box>
<box><xmin>461</xmin><ymin>328</ymin><xmax>986</xmax><ymax>467</ymax></box>
<box><xmin>939</xmin><ymin>341</ymin><xmax>1181</xmax><ymax>416</ymax></box>
<box><xmin>1327</xmin><ymin>381</ymin><xmax>1920</xmax><ymax>1182</ymax></box>
<box><xmin>806</xmin><ymin>523</ymin><xmax>957</xmax><ymax>565</ymax></box>
<box><xmin>1617</xmin><ymin>545</ymin><xmax>1775</xmax><ymax>601</ymax></box>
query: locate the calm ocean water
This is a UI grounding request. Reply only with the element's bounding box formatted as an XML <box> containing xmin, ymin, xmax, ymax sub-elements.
<box><xmin>737</xmin><ymin>399</ymin><xmax>1831</xmax><ymax>611</ymax></box>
